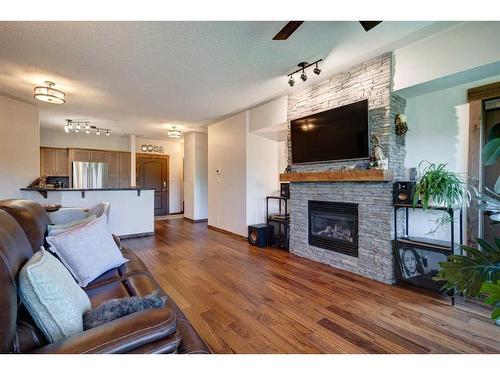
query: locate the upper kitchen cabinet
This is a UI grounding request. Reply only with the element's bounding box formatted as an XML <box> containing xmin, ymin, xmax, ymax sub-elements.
<box><xmin>40</xmin><ymin>147</ymin><xmax>69</xmax><ymax>176</ymax></box>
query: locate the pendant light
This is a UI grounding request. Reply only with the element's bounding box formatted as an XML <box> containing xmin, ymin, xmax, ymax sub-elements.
<box><xmin>168</xmin><ymin>125</ymin><xmax>182</xmax><ymax>139</ymax></box>
<box><xmin>34</xmin><ymin>81</ymin><xmax>66</xmax><ymax>104</ymax></box>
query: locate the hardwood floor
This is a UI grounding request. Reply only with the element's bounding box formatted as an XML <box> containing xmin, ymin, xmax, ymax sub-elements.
<box><xmin>123</xmin><ymin>219</ymin><xmax>500</xmax><ymax>354</ymax></box>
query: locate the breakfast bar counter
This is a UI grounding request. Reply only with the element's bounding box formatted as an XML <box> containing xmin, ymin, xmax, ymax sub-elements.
<box><xmin>20</xmin><ymin>187</ymin><xmax>155</xmax><ymax>237</ymax></box>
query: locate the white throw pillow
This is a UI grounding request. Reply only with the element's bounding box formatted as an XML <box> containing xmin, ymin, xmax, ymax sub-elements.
<box><xmin>19</xmin><ymin>249</ymin><xmax>91</xmax><ymax>343</ymax></box>
<box><xmin>46</xmin><ymin>215</ymin><xmax>128</xmax><ymax>287</ymax></box>
<box><xmin>47</xmin><ymin>215</ymin><xmax>97</xmax><ymax>236</ymax></box>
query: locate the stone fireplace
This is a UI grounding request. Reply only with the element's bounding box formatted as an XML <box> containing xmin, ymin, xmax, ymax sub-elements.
<box><xmin>286</xmin><ymin>53</ymin><xmax>406</xmax><ymax>284</ymax></box>
<box><xmin>308</xmin><ymin>201</ymin><xmax>358</xmax><ymax>257</ymax></box>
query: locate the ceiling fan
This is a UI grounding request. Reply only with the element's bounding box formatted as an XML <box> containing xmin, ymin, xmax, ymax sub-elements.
<box><xmin>272</xmin><ymin>21</ymin><xmax>382</xmax><ymax>40</ymax></box>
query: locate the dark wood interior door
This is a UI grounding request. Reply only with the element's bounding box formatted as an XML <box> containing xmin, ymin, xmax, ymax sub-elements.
<box><xmin>137</xmin><ymin>155</ymin><xmax>169</xmax><ymax>216</ymax></box>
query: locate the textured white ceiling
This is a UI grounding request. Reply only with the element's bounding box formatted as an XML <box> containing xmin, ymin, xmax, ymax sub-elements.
<box><xmin>0</xmin><ymin>21</ymin><xmax>456</xmax><ymax>139</ymax></box>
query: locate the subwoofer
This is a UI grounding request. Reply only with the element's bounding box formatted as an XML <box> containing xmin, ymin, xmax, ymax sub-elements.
<box><xmin>393</xmin><ymin>181</ymin><xmax>415</xmax><ymax>205</ymax></box>
<box><xmin>248</xmin><ymin>224</ymin><xmax>267</xmax><ymax>248</ymax></box>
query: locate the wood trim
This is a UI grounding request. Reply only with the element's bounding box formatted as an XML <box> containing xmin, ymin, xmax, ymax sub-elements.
<box><xmin>40</xmin><ymin>146</ymin><xmax>68</xmax><ymax>151</ymax></box>
<box><xmin>467</xmin><ymin>100</ymin><xmax>482</xmax><ymax>247</ymax></box>
<box><xmin>208</xmin><ymin>224</ymin><xmax>247</xmax><ymax>241</ymax></box>
<box><xmin>279</xmin><ymin>169</ymin><xmax>393</xmax><ymax>182</ymax></box>
<box><xmin>118</xmin><ymin>232</ymin><xmax>155</xmax><ymax>239</ymax></box>
<box><xmin>184</xmin><ymin>217</ymin><xmax>208</xmax><ymax>223</ymax></box>
<box><xmin>466</xmin><ymin>81</ymin><xmax>500</xmax><ymax>246</ymax></box>
<box><xmin>468</xmin><ymin>81</ymin><xmax>500</xmax><ymax>102</ymax></box>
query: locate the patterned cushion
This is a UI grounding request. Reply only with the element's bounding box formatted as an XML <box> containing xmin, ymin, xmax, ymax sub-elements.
<box><xmin>19</xmin><ymin>249</ymin><xmax>91</xmax><ymax>343</ymax></box>
<box><xmin>46</xmin><ymin>215</ymin><xmax>128</xmax><ymax>287</ymax></box>
<box><xmin>47</xmin><ymin>215</ymin><xmax>97</xmax><ymax>236</ymax></box>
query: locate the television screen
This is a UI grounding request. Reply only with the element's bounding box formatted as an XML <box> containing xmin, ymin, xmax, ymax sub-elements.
<box><xmin>291</xmin><ymin>100</ymin><xmax>369</xmax><ymax>164</ymax></box>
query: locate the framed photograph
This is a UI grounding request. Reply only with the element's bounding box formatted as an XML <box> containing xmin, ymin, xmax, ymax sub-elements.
<box><xmin>396</xmin><ymin>245</ymin><xmax>448</xmax><ymax>291</ymax></box>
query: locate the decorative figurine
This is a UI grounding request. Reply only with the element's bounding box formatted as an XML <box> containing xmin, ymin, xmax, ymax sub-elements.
<box><xmin>395</xmin><ymin>113</ymin><xmax>408</xmax><ymax>137</ymax></box>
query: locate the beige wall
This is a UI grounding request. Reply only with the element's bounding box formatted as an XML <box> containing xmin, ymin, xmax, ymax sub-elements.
<box><xmin>0</xmin><ymin>95</ymin><xmax>39</xmax><ymax>199</ymax></box>
<box><xmin>184</xmin><ymin>132</ymin><xmax>208</xmax><ymax>221</ymax></box>
<box><xmin>40</xmin><ymin>128</ymin><xmax>130</xmax><ymax>151</ymax></box>
<box><xmin>208</xmin><ymin>112</ymin><xmax>247</xmax><ymax>236</ymax></box>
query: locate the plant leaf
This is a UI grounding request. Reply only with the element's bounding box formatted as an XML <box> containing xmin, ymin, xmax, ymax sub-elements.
<box><xmin>434</xmin><ymin>240</ymin><xmax>500</xmax><ymax>297</ymax></box>
<box><xmin>480</xmin><ymin>281</ymin><xmax>500</xmax><ymax>321</ymax></box>
<box><xmin>483</xmin><ymin>138</ymin><xmax>500</xmax><ymax>166</ymax></box>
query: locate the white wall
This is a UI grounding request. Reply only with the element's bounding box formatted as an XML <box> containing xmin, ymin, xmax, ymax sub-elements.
<box><xmin>184</xmin><ymin>133</ymin><xmax>195</xmax><ymax>219</ymax></box>
<box><xmin>194</xmin><ymin>133</ymin><xmax>208</xmax><ymax>220</ymax></box>
<box><xmin>135</xmin><ymin>137</ymin><xmax>184</xmax><ymax>214</ymax></box>
<box><xmin>40</xmin><ymin>128</ymin><xmax>130</xmax><ymax>151</ymax></box>
<box><xmin>184</xmin><ymin>132</ymin><xmax>208</xmax><ymax>221</ymax></box>
<box><xmin>404</xmin><ymin>73</ymin><xmax>500</xmax><ymax>241</ymax></box>
<box><xmin>208</xmin><ymin>112</ymin><xmax>247</xmax><ymax>236</ymax></box>
<box><xmin>246</xmin><ymin>130</ymin><xmax>279</xmax><ymax>226</ymax></box>
<box><xmin>394</xmin><ymin>22</ymin><xmax>500</xmax><ymax>93</ymax></box>
<box><xmin>248</xmin><ymin>96</ymin><xmax>288</xmax><ymax>132</ymax></box>
<box><xmin>0</xmin><ymin>96</ymin><xmax>39</xmax><ymax>199</ymax></box>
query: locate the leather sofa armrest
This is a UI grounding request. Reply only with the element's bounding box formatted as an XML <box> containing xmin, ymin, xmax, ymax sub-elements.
<box><xmin>31</xmin><ymin>308</ymin><xmax>177</xmax><ymax>354</ymax></box>
<box><xmin>112</xmin><ymin>234</ymin><xmax>121</xmax><ymax>249</ymax></box>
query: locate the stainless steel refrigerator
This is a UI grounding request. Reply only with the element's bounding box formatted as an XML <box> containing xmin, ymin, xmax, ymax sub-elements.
<box><xmin>72</xmin><ymin>162</ymin><xmax>108</xmax><ymax>188</ymax></box>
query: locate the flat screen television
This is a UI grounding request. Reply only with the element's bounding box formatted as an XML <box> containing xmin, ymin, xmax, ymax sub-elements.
<box><xmin>290</xmin><ymin>99</ymin><xmax>369</xmax><ymax>164</ymax></box>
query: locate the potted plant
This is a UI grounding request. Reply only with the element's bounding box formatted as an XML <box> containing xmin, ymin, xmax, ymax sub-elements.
<box><xmin>434</xmin><ymin>127</ymin><xmax>500</xmax><ymax>325</ymax></box>
<box><xmin>412</xmin><ymin>161</ymin><xmax>466</xmax><ymax>210</ymax></box>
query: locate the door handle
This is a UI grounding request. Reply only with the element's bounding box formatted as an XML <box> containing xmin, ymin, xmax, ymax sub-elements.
<box><xmin>163</xmin><ymin>181</ymin><xmax>166</xmax><ymax>188</ymax></box>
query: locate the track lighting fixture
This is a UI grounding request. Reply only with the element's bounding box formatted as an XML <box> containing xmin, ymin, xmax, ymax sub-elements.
<box><xmin>286</xmin><ymin>59</ymin><xmax>322</xmax><ymax>87</ymax></box>
<box><xmin>300</xmin><ymin>69</ymin><xmax>307</xmax><ymax>82</ymax></box>
<box><xmin>63</xmin><ymin>119</ymin><xmax>111</xmax><ymax>136</ymax></box>
<box><xmin>313</xmin><ymin>63</ymin><xmax>321</xmax><ymax>75</ymax></box>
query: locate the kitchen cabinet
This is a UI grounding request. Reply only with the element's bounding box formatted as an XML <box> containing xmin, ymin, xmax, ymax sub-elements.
<box><xmin>40</xmin><ymin>147</ymin><xmax>69</xmax><ymax>176</ymax></box>
<box><xmin>119</xmin><ymin>152</ymin><xmax>131</xmax><ymax>188</ymax></box>
<box><xmin>67</xmin><ymin>148</ymin><xmax>131</xmax><ymax>188</ymax></box>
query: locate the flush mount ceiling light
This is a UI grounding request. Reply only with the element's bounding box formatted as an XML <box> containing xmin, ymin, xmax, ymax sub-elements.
<box><xmin>167</xmin><ymin>125</ymin><xmax>182</xmax><ymax>139</ymax></box>
<box><xmin>286</xmin><ymin>59</ymin><xmax>322</xmax><ymax>87</ymax></box>
<box><xmin>34</xmin><ymin>81</ymin><xmax>65</xmax><ymax>104</ymax></box>
<box><xmin>64</xmin><ymin>119</ymin><xmax>111</xmax><ymax>136</ymax></box>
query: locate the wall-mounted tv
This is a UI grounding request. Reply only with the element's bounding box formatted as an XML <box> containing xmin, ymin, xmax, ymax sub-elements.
<box><xmin>291</xmin><ymin>99</ymin><xmax>369</xmax><ymax>164</ymax></box>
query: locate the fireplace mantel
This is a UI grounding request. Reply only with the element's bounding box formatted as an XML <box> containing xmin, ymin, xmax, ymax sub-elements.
<box><xmin>280</xmin><ymin>169</ymin><xmax>393</xmax><ymax>183</ymax></box>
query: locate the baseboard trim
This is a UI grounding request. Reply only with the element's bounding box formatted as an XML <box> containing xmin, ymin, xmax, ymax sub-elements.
<box><xmin>184</xmin><ymin>217</ymin><xmax>208</xmax><ymax>223</ymax></box>
<box><xmin>118</xmin><ymin>231</ymin><xmax>155</xmax><ymax>239</ymax></box>
<box><xmin>207</xmin><ymin>225</ymin><xmax>247</xmax><ymax>241</ymax></box>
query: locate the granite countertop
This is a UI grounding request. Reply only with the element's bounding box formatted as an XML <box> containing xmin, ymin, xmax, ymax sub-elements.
<box><xmin>21</xmin><ymin>187</ymin><xmax>155</xmax><ymax>192</ymax></box>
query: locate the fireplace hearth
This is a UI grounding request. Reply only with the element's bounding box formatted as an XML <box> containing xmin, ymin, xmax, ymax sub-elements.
<box><xmin>308</xmin><ymin>201</ymin><xmax>358</xmax><ymax>257</ymax></box>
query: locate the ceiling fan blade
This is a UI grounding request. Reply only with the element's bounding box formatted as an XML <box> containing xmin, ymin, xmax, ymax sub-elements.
<box><xmin>273</xmin><ymin>21</ymin><xmax>304</xmax><ymax>40</ymax></box>
<box><xmin>359</xmin><ymin>21</ymin><xmax>382</xmax><ymax>32</ymax></box>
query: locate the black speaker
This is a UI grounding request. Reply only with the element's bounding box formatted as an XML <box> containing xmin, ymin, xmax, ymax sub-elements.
<box><xmin>394</xmin><ymin>181</ymin><xmax>415</xmax><ymax>205</ymax></box>
<box><xmin>280</xmin><ymin>182</ymin><xmax>290</xmax><ymax>198</ymax></box>
<box><xmin>248</xmin><ymin>224</ymin><xmax>267</xmax><ymax>248</ymax></box>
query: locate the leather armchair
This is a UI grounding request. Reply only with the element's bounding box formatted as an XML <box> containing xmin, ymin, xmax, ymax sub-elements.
<box><xmin>32</xmin><ymin>308</ymin><xmax>179</xmax><ymax>354</ymax></box>
<box><xmin>0</xmin><ymin>199</ymin><xmax>210</xmax><ymax>354</ymax></box>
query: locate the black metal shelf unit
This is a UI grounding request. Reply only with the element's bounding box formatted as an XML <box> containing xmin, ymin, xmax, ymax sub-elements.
<box><xmin>266</xmin><ymin>196</ymin><xmax>289</xmax><ymax>250</ymax></box>
<box><xmin>394</xmin><ymin>203</ymin><xmax>463</xmax><ymax>299</ymax></box>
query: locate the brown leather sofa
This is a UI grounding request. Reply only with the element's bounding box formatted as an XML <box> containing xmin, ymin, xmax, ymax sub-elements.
<box><xmin>0</xmin><ymin>199</ymin><xmax>211</xmax><ymax>354</ymax></box>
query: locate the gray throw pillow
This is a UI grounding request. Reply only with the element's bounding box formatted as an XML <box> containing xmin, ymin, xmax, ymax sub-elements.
<box><xmin>47</xmin><ymin>215</ymin><xmax>97</xmax><ymax>236</ymax></box>
<box><xmin>46</xmin><ymin>215</ymin><xmax>128</xmax><ymax>287</ymax></box>
<box><xmin>19</xmin><ymin>249</ymin><xmax>91</xmax><ymax>343</ymax></box>
<box><xmin>83</xmin><ymin>290</ymin><xmax>166</xmax><ymax>330</ymax></box>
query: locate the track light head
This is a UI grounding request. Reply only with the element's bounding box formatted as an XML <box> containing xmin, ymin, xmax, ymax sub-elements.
<box><xmin>300</xmin><ymin>70</ymin><xmax>307</xmax><ymax>82</ymax></box>
<box><xmin>313</xmin><ymin>63</ymin><xmax>321</xmax><ymax>75</ymax></box>
<box><xmin>288</xmin><ymin>75</ymin><xmax>295</xmax><ymax>87</ymax></box>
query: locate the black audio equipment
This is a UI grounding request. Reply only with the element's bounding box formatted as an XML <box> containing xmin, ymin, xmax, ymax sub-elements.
<box><xmin>394</xmin><ymin>181</ymin><xmax>415</xmax><ymax>205</ymax></box>
<box><xmin>248</xmin><ymin>224</ymin><xmax>268</xmax><ymax>248</ymax></box>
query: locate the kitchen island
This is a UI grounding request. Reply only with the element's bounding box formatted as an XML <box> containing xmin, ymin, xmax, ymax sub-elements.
<box><xmin>21</xmin><ymin>187</ymin><xmax>155</xmax><ymax>237</ymax></box>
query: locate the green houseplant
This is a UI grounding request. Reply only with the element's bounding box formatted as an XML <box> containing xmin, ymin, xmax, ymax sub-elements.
<box><xmin>412</xmin><ymin>161</ymin><xmax>466</xmax><ymax>210</ymax></box>
<box><xmin>433</xmin><ymin>125</ymin><xmax>500</xmax><ymax>324</ymax></box>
